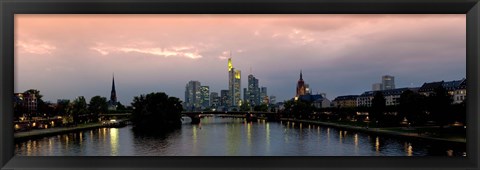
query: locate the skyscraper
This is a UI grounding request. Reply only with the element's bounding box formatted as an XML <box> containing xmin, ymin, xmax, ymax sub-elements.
<box><xmin>200</xmin><ymin>86</ymin><xmax>210</xmax><ymax>109</ymax></box>
<box><xmin>296</xmin><ymin>70</ymin><xmax>307</xmax><ymax>97</ymax></box>
<box><xmin>220</xmin><ymin>90</ymin><xmax>229</xmax><ymax>108</ymax></box>
<box><xmin>247</xmin><ymin>74</ymin><xmax>260</xmax><ymax>106</ymax></box>
<box><xmin>372</xmin><ymin>83</ymin><xmax>383</xmax><ymax>91</ymax></box>
<box><xmin>228</xmin><ymin>57</ymin><xmax>241</xmax><ymax>107</ymax></box>
<box><xmin>185</xmin><ymin>81</ymin><xmax>201</xmax><ymax>111</ymax></box>
<box><xmin>108</xmin><ymin>74</ymin><xmax>117</xmax><ymax>110</ymax></box>
<box><xmin>382</xmin><ymin>75</ymin><xmax>395</xmax><ymax>90</ymax></box>
<box><xmin>210</xmin><ymin>92</ymin><xmax>219</xmax><ymax>109</ymax></box>
<box><xmin>260</xmin><ymin>86</ymin><xmax>268</xmax><ymax>104</ymax></box>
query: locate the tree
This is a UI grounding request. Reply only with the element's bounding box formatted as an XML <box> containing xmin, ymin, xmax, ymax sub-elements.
<box><xmin>240</xmin><ymin>101</ymin><xmax>251</xmax><ymax>111</ymax></box>
<box><xmin>88</xmin><ymin>96</ymin><xmax>108</xmax><ymax>122</ymax></box>
<box><xmin>55</xmin><ymin>100</ymin><xmax>70</xmax><ymax>116</ymax></box>
<box><xmin>371</xmin><ymin>92</ymin><xmax>386</xmax><ymax>125</ymax></box>
<box><xmin>427</xmin><ymin>86</ymin><xmax>453</xmax><ymax>127</ymax></box>
<box><xmin>116</xmin><ymin>102</ymin><xmax>126</xmax><ymax>111</ymax></box>
<box><xmin>282</xmin><ymin>99</ymin><xmax>313</xmax><ymax>119</ymax></box>
<box><xmin>131</xmin><ymin>92</ymin><xmax>183</xmax><ymax>132</ymax></box>
<box><xmin>72</xmin><ymin>96</ymin><xmax>88</xmax><ymax>125</ymax></box>
<box><xmin>399</xmin><ymin>90</ymin><xmax>427</xmax><ymax>126</ymax></box>
<box><xmin>254</xmin><ymin>103</ymin><xmax>269</xmax><ymax>112</ymax></box>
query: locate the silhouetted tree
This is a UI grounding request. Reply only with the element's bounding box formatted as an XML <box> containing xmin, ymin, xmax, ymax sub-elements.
<box><xmin>371</xmin><ymin>92</ymin><xmax>386</xmax><ymax>125</ymax></box>
<box><xmin>399</xmin><ymin>90</ymin><xmax>427</xmax><ymax>126</ymax></box>
<box><xmin>116</xmin><ymin>102</ymin><xmax>126</xmax><ymax>111</ymax></box>
<box><xmin>55</xmin><ymin>100</ymin><xmax>70</xmax><ymax>116</ymax></box>
<box><xmin>88</xmin><ymin>96</ymin><xmax>108</xmax><ymax>122</ymax></box>
<box><xmin>240</xmin><ymin>101</ymin><xmax>251</xmax><ymax>111</ymax></box>
<box><xmin>72</xmin><ymin>96</ymin><xmax>88</xmax><ymax>125</ymax></box>
<box><xmin>427</xmin><ymin>86</ymin><xmax>453</xmax><ymax>127</ymax></box>
<box><xmin>254</xmin><ymin>103</ymin><xmax>269</xmax><ymax>112</ymax></box>
<box><xmin>131</xmin><ymin>92</ymin><xmax>183</xmax><ymax>132</ymax></box>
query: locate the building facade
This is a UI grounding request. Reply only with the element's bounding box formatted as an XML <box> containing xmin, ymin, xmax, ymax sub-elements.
<box><xmin>372</xmin><ymin>83</ymin><xmax>383</xmax><ymax>91</ymax></box>
<box><xmin>382</xmin><ymin>75</ymin><xmax>395</xmax><ymax>90</ymax></box>
<box><xmin>453</xmin><ymin>79</ymin><xmax>466</xmax><ymax>104</ymax></box>
<box><xmin>357</xmin><ymin>88</ymin><xmax>418</xmax><ymax>107</ymax></box>
<box><xmin>185</xmin><ymin>80</ymin><xmax>202</xmax><ymax>111</ymax></box>
<box><xmin>210</xmin><ymin>92</ymin><xmax>220</xmax><ymax>109</ymax></box>
<box><xmin>14</xmin><ymin>92</ymin><xmax>38</xmax><ymax>117</ymax></box>
<box><xmin>332</xmin><ymin>95</ymin><xmax>359</xmax><ymax>108</ymax></box>
<box><xmin>200</xmin><ymin>86</ymin><xmax>210</xmax><ymax>109</ymax></box>
<box><xmin>247</xmin><ymin>74</ymin><xmax>261</xmax><ymax>106</ymax></box>
<box><xmin>260</xmin><ymin>87</ymin><xmax>268</xmax><ymax>104</ymax></box>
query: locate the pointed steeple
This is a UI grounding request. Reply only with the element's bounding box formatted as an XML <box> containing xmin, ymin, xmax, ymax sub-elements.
<box><xmin>300</xmin><ymin>70</ymin><xmax>303</xmax><ymax>80</ymax></box>
<box><xmin>110</xmin><ymin>73</ymin><xmax>117</xmax><ymax>103</ymax></box>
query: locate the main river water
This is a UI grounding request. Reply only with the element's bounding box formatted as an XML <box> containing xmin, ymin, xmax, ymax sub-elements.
<box><xmin>15</xmin><ymin>117</ymin><xmax>465</xmax><ymax>156</ymax></box>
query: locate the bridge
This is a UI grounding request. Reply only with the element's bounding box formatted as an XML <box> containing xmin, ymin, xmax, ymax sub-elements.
<box><xmin>181</xmin><ymin>111</ymin><xmax>280</xmax><ymax>124</ymax></box>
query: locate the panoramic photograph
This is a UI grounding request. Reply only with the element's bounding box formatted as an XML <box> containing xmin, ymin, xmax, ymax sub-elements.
<box><xmin>13</xmin><ymin>14</ymin><xmax>466</xmax><ymax>156</ymax></box>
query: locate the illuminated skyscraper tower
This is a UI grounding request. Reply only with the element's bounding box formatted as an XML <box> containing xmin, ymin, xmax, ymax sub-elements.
<box><xmin>228</xmin><ymin>57</ymin><xmax>241</xmax><ymax>107</ymax></box>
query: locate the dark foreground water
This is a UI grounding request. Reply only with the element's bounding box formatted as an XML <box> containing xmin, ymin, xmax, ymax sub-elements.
<box><xmin>15</xmin><ymin>117</ymin><xmax>466</xmax><ymax>156</ymax></box>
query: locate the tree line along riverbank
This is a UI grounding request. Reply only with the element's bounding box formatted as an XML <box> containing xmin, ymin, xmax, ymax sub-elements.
<box><xmin>280</xmin><ymin>118</ymin><xmax>466</xmax><ymax>145</ymax></box>
<box><xmin>14</xmin><ymin>119</ymin><xmax>129</xmax><ymax>142</ymax></box>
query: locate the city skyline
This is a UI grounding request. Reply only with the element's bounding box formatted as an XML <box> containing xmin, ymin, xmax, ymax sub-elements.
<box><xmin>15</xmin><ymin>14</ymin><xmax>466</xmax><ymax>104</ymax></box>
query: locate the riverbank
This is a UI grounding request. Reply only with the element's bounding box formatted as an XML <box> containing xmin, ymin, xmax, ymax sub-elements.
<box><xmin>280</xmin><ymin>118</ymin><xmax>466</xmax><ymax>144</ymax></box>
<box><xmin>14</xmin><ymin>121</ymin><xmax>115</xmax><ymax>141</ymax></box>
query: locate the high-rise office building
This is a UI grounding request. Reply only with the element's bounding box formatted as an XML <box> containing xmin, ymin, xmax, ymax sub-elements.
<box><xmin>372</xmin><ymin>83</ymin><xmax>383</xmax><ymax>91</ymax></box>
<box><xmin>228</xmin><ymin>58</ymin><xmax>241</xmax><ymax>107</ymax></box>
<box><xmin>185</xmin><ymin>81</ymin><xmax>202</xmax><ymax>111</ymax></box>
<box><xmin>247</xmin><ymin>74</ymin><xmax>261</xmax><ymax>106</ymax></box>
<box><xmin>269</xmin><ymin>95</ymin><xmax>276</xmax><ymax>105</ymax></box>
<box><xmin>210</xmin><ymin>92</ymin><xmax>220</xmax><ymax>109</ymax></box>
<box><xmin>220</xmin><ymin>90</ymin><xmax>229</xmax><ymax>108</ymax></box>
<box><xmin>260</xmin><ymin>86</ymin><xmax>268</xmax><ymax>104</ymax></box>
<box><xmin>382</xmin><ymin>75</ymin><xmax>395</xmax><ymax>90</ymax></box>
<box><xmin>200</xmin><ymin>86</ymin><xmax>210</xmax><ymax>109</ymax></box>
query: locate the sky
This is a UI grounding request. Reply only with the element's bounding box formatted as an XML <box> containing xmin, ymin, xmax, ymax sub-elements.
<box><xmin>15</xmin><ymin>14</ymin><xmax>466</xmax><ymax>105</ymax></box>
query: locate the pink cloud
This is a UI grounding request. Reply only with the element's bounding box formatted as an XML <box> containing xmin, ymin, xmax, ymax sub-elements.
<box><xmin>16</xmin><ymin>40</ymin><xmax>56</xmax><ymax>55</ymax></box>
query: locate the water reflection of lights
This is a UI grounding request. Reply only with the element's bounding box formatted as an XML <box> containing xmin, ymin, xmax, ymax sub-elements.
<box><xmin>447</xmin><ymin>150</ymin><xmax>454</xmax><ymax>156</ymax></box>
<box><xmin>109</xmin><ymin>128</ymin><xmax>119</xmax><ymax>156</ymax></box>
<box><xmin>193</xmin><ymin>126</ymin><xmax>198</xmax><ymax>144</ymax></box>
<box><xmin>79</xmin><ymin>133</ymin><xmax>83</xmax><ymax>145</ymax></box>
<box><xmin>354</xmin><ymin>134</ymin><xmax>359</xmax><ymax>153</ymax></box>
<box><xmin>339</xmin><ymin>131</ymin><xmax>343</xmax><ymax>144</ymax></box>
<box><xmin>407</xmin><ymin>145</ymin><xmax>413</xmax><ymax>156</ymax></box>
<box><xmin>266</xmin><ymin>123</ymin><xmax>270</xmax><ymax>146</ymax></box>
<box><xmin>375</xmin><ymin>137</ymin><xmax>380</xmax><ymax>153</ymax></box>
<box><xmin>327</xmin><ymin>128</ymin><xmax>330</xmax><ymax>144</ymax></box>
<box><xmin>247</xmin><ymin>123</ymin><xmax>252</xmax><ymax>147</ymax></box>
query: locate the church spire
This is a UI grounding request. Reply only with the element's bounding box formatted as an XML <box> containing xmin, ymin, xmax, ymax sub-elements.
<box><xmin>300</xmin><ymin>70</ymin><xmax>303</xmax><ymax>80</ymax></box>
<box><xmin>110</xmin><ymin>73</ymin><xmax>117</xmax><ymax>103</ymax></box>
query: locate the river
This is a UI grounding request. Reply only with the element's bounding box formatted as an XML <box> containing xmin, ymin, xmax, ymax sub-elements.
<box><xmin>15</xmin><ymin>116</ymin><xmax>465</xmax><ymax>156</ymax></box>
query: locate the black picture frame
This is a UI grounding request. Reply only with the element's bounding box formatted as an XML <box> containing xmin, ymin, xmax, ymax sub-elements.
<box><xmin>1</xmin><ymin>0</ymin><xmax>479</xmax><ymax>169</ymax></box>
